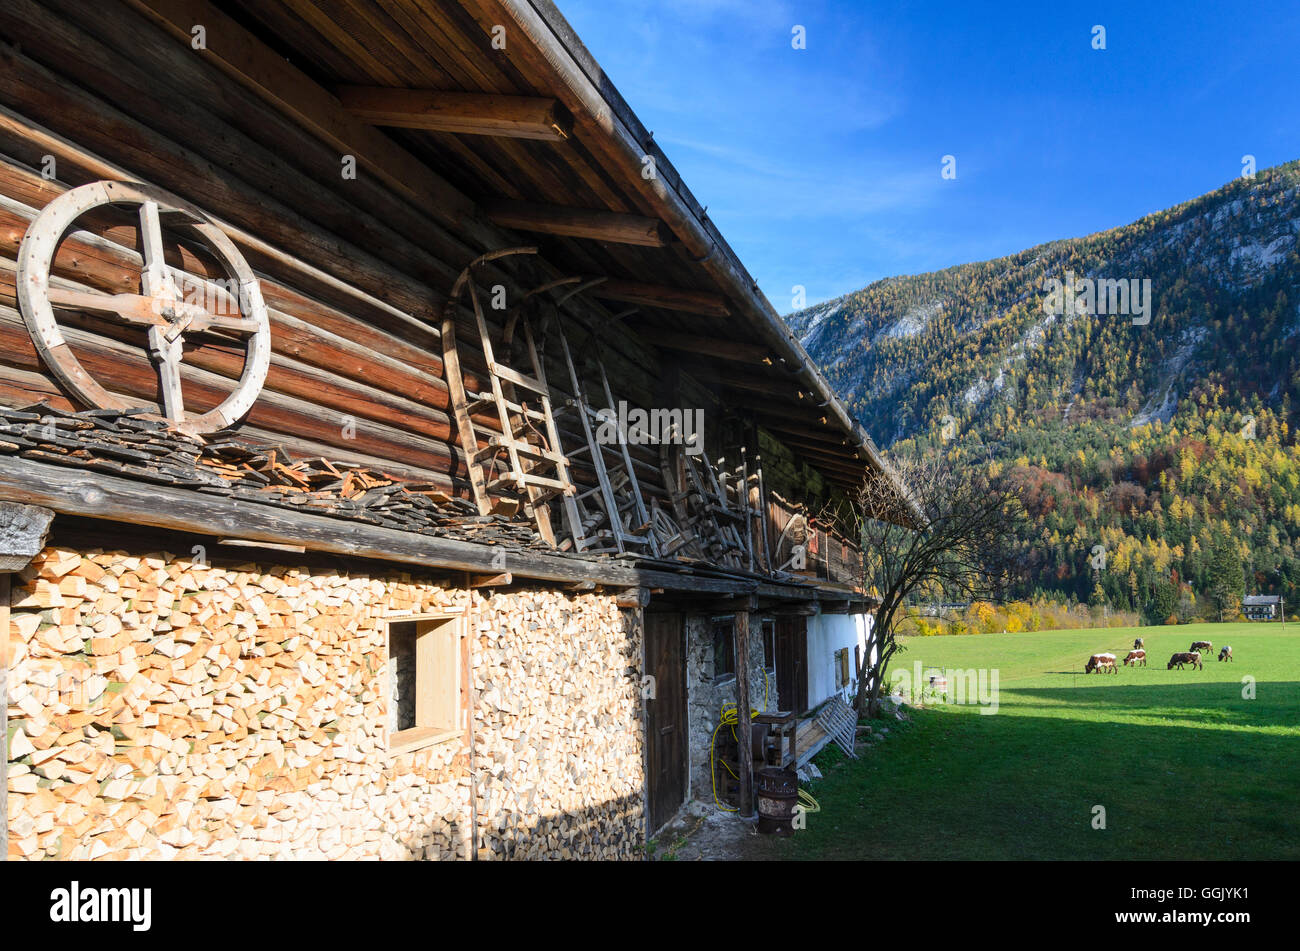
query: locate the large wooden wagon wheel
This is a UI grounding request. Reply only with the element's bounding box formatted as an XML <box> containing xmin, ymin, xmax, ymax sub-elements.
<box><xmin>17</xmin><ymin>180</ymin><xmax>271</xmax><ymax>435</ymax></box>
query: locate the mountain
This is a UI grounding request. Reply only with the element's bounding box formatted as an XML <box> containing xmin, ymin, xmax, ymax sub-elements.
<box><xmin>786</xmin><ymin>161</ymin><xmax>1300</xmax><ymax>620</ymax></box>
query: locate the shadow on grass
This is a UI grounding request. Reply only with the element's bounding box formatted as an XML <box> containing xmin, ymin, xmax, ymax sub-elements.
<box><xmin>772</xmin><ymin>681</ymin><xmax>1300</xmax><ymax>861</ymax></box>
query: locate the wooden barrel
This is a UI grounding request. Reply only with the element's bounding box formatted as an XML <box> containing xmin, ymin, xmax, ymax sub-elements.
<box><xmin>756</xmin><ymin>766</ymin><xmax>799</xmax><ymax>835</ymax></box>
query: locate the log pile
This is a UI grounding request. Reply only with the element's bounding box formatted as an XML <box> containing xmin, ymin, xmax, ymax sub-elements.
<box><xmin>7</xmin><ymin>544</ymin><xmax>645</xmax><ymax>860</ymax></box>
<box><xmin>0</xmin><ymin>404</ymin><xmax>545</xmax><ymax>548</ymax></box>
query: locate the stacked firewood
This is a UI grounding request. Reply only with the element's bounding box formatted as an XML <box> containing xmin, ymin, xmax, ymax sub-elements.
<box><xmin>6</xmin><ymin>547</ymin><xmax>645</xmax><ymax>860</ymax></box>
<box><xmin>0</xmin><ymin>404</ymin><xmax>544</xmax><ymax>548</ymax></box>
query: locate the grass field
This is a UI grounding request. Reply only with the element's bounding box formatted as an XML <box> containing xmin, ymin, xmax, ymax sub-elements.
<box><xmin>775</xmin><ymin>622</ymin><xmax>1300</xmax><ymax>860</ymax></box>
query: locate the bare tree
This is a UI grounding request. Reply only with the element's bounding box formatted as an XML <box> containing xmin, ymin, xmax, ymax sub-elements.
<box><xmin>830</xmin><ymin>457</ymin><xmax>1027</xmax><ymax>717</ymax></box>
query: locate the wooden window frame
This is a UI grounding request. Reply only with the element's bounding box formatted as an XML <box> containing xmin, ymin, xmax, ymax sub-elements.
<box><xmin>384</xmin><ymin>613</ymin><xmax>467</xmax><ymax>756</ymax></box>
<box><xmin>760</xmin><ymin>617</ymin><xmax>776</xmax><ymax>674</ymax></box>
<box><xmin>710</xmin><ymin>614</ymin><xmax>736</xmax><ymax>681</ymax></box>
<box><xmin>835</xmin><ymin>647</ymin><xmax>851</xmax><ymax>689</ymax></box>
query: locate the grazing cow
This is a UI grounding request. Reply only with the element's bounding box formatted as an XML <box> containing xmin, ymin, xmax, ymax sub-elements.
<box><xmin>1168</xmin><ymin>651</ymin><xmax>1203</xmax><ymax>670</ymax></box>
<box><xmin>1189</xmin><ymin>640</ymin><xmax>1212</xmax><ymax>654</ymax></box>
<box><xmin>1218</xmin><ymin>645</ymin><xmax>1233</xmax><ymax>662</ymax></box>
<box><xmin>1133</xmin><ymin>637</ymin><xmax>1144</xmax><ymax>650</ymax></box>
<box><xmin>1123</xmin><ymin>649</ymin><xmax>1147</xmax><ymax>667</ymax></box>
<box><xmin>1085</xmin><ymin>652</ymin><xmax>1118</xmax><ymax>674</ymax></box>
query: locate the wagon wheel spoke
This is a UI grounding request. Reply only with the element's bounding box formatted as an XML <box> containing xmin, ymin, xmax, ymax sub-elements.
<box><xmin>18</xmin><ymin>181</ymin><xmax>273</xmax><ymax>435</ymax></box>
<box><xmin>147</xmin><ymin>325</ymin><xmax>186</xmax><ymax>423</ymax></box>
<box><xmin>138</xmin><ymin>200</ymin><xmax>170</xmax><ymax>298</ymax></box>
<box><xmin>46</xmin><ymin>287</ymin><xmax>169</xmax><ymax>328</ymax></box>
<box><xmin>185</xmin><ymin>307</ymin><xmax>262</xmax><ymax>336</ymax></box>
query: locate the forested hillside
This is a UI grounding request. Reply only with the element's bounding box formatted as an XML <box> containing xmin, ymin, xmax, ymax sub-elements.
<box><xmin>787</xmin><ymin>161</ymin><xmax>1300</xmax><ymax>620</ymax></box>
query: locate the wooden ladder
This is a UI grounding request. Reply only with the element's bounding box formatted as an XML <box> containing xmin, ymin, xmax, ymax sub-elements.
<box><xmin>441</xmin><ymin>250</ymin><xmax>584</xmax><ymax>548</ymax></box>
<box><xmin>550</xmin><ymin>314</ymin><xmax>658</xmax><ymax>557</ymax></box>
<box><xmin>680</xmin><ymin>449</ymin><xmax>749</xmax><ymax>569</ymax></box>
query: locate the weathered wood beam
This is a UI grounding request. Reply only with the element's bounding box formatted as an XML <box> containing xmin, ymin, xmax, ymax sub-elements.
<box><xmin>758</xmin><ymin>418</ymin><xmax>854</xmax><ymax>449</ymax></box>
<box><xmin>733</xmin><ymin>604</ymin><xmax>754</xmax><ymax>817</ymax></box>
<box><xmin>615</xmin><ymin>587</ymin><xmax>650</xmax><ymax>609</ymax></box>
<box><xmin>591</xmin><ymin>280</ymin><xmax>729</xmax><ymax>318</ymax></box>
<box><xmin>709</xmin><ymin>372</ymin><xmax>805</xmax><ymax>400</ymax></box>
<box><xmin>653</xmin><ymin>331</ymin><xmax>771</xmax><ymax>364</ymax></box>
<box><xmin>484</xmin><ymin>199</ymin><xmax>671</xmax><ymax>247</ymax></box>
<box><xmin>337</xmin><ymin>87</ymin><xmax>572</xmax><ymax>141</ymax></box>
<box><xmin>0</xmin><ymin>457</ymin><xmax>828</xmax><ymax>596</ymax></box>
<box><xmin>769</xmin><ymin>603</ymin><xmax>818</xmax><ymax>616</ymax></box>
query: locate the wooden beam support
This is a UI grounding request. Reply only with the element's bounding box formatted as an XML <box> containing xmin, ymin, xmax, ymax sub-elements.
<box><xmin>653</xmin><ymin>331</ymin><xmax>771</xmax><ymax>364</ymax></box>
<box><xmin>769</xmin><ymin>603</ymin><xmax>818</xmax><ymax>616</ymax></box>
<box><xmin>733</xmin><ymin>602</ymin><xmax>754</xmax><ymax>818</ymax></box>
<box><xmin>757</xmin><ymin>417</ymin><xmax>852</xmax><ymax>447</ymax></box>
<box><xmin>591</xmin><ymin>279</ymin><xmax>729</xmax><ymax>318</ymax></box>
<box><xmin>615</xmin><ymin>586</ymin><xmax>651</xmax><ymax>609</ymax></box>
<box><xmin>337</xmin><ymin>87</ymin><xmax>573</xmax><ymax>141</ymax></box>
<box><xmin>484</xmin><ymin>199</ymin><xmax>671</xmax><ymax>247</ymax></box>
<box><xmin>0</xmin><ymin>457</ymin><xmax>830</xmax><ymax>597</ymax></box>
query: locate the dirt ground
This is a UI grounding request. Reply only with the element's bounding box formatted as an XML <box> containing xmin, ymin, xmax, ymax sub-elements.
<box><xmin>648</xmin><ymin>798</ymin><xmax>776</xmax><ymax>860</ymax></box>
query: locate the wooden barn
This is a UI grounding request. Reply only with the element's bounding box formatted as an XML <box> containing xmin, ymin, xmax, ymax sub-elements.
<box><xmin>0</xmin><ymin>0</ymin><xmax>913</xmax><ymax>860</ymax></box>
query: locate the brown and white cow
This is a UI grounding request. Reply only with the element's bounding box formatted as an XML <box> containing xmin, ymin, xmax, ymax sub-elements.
<box><xmin>1168</xmin><ymin>651</ymin><xmax>1203</xmax><ymax>670</ymax></box>
<box><xmin>1085</xmin><ymin>652</ymin><xmax>1118</xmax><ymax>674</ymax></box>
<box><xmin>1123</xmin><ymin>648</ymin><xmax>1147</xmax><ymax>667</ymax></box>
<box><xmin>1218</xmin><ymin>645</ymin><xmax>1233</xmax><ymax>662</ymax></box>
<box><xmin>1190</xmin><ymin>640</ymin><xmax>1213</xmax><ymax>654</ymax></box>
<box><xmin>1133</xmin><ymin>637</ymin><xmax>1144</xmax><ymax>650</ymax></box>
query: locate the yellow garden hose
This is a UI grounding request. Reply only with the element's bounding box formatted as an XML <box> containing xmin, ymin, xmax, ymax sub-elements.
<box><xmin>710</xmin><ymin>667</ymin><xmax>797</xmax><ymax>812</ymax></box>
<box><xmin>797</xmin><ymin>788</ymin><xmax>821</xmax><ymax>814</ymax></box>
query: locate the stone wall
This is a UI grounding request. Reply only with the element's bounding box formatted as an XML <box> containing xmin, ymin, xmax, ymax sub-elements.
<box><xmin>5</xmin><ymin>539</ymin><xmax>645</xmax><ymax>860</ymax></box>
<box><xmin>684</xmin><ymin>613</ymin><xmax>776</xmax><ymax>803</ymax></box>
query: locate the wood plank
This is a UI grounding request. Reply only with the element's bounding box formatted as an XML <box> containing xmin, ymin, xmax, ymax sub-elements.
<box><xmin>652</xmin><ymin>331</ymin><xmax>771</xmax><ymax>363</ymax></box>
<box><xmin>591</xmin><ymin>279</ymin><xmax>729</xmax><ymax>318</ymax></box>
<box><xmin>337</xmin><ymin>86</ymin><xmax>572</xmax><ymax>140</ymax></box>
<box><xmin>484</xmin><ymin>199</ymin><xmax>670</xmax><ymax>246</ymax></box>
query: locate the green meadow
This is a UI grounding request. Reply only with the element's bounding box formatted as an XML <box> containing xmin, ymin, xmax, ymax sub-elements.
<box><xmin>778</xmin><ymin>623</ymin><xmax>1299</xmax><ymax>860</ymax></box>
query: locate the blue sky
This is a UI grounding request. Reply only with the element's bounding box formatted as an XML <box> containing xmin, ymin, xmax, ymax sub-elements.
<box><xmin>558</xmin><ymin>0</ymin><xmax>1300</xmax><ymax>311</ymax></box>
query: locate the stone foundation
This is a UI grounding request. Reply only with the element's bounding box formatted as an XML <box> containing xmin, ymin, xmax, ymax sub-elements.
<box><xmin>685</xmin><ymin>614</ymin><xmax>776</xmax><ymax>802</ymax></box>
<box><xmin>5</xmin><ymin>539</ymin><xmax>645</xmax><ymax>860</ymax></box>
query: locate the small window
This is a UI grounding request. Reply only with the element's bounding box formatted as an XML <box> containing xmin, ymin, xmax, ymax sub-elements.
<box><xmin>761</xmin><ymin>618</ymin><xmax>775</xmax><ymax>670</ymax></box>
<box><xmin>712</xmin><ymin>616</ymin><xmax>735</xmax><ymax>678</ymax></box>
<box><xmin>835</xmin><ymin>647</ymin><xmax>851</xmax><ymax>689</ymax></box>
<box><xmin>388</xmin><ymin>615</ymin><xmax>464</xmax><ymax>753</ymax></box>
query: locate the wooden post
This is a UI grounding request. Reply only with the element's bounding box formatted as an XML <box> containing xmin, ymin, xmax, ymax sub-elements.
<box><xmin>733</xmin><ymin>604</ymin><xmax>753</xmax><ymax>818</ymax></box>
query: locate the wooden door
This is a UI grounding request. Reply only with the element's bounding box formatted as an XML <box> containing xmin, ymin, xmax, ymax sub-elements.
<box><xmin>644</xmin><ymin>611</ymin><xmax>687</xmax><ymax>831</ymax></box>
<box><xmin>775</xmin><ymin>616</ymin><xmax>808</xmax><ymax>714</ymax></box>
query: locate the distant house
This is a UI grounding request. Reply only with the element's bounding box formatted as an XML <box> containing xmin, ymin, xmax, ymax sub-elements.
<box><xmin>918</xmin><ymin>602</ymin><xmax>971</xmax><ymax>618</ymax></box>
<box><xmin>1242</xmin><ymin>595</ymin><xmax>1284</xmax><ymax>621</ymax></box>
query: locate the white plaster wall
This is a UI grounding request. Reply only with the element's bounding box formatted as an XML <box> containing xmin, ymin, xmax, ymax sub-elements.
<box><xmin>806</xmin><ymin>609</ymin><xmax>875</xmax><ymax>708</ymax></box>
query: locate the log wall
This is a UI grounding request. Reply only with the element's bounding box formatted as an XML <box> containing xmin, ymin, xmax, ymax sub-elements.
<box><xmin>0</xmin><ymin>0</ymin><xmax>680</xmax><ymax>502</ymax></box>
